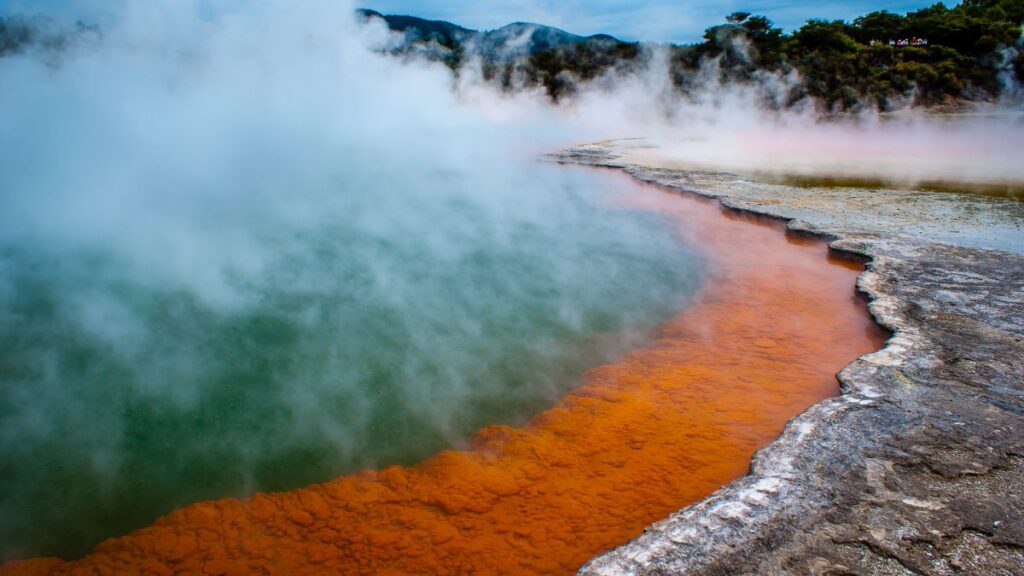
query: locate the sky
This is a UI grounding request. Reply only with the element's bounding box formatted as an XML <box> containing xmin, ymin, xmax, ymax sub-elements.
<box><xmin>357</xmin><ymin>0</ymin><xmax>943</xmax><ymax>42</ymax></box>
<box><xmin>2</xmin><ymin>0</ymin><xmax>946</xmax><ymax>43</ymax></box>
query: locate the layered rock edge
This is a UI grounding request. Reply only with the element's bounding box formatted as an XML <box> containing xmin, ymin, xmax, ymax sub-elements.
<box><xmin>556</xmin><ymin>142</ymin><xmax>1024</xmax><ymax>576</ymax></box>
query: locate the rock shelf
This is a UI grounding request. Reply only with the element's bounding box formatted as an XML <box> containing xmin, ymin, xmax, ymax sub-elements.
<box><xmin>559</xmin><ymin>141</ymin><xmax>1024</xmax><ymax>576</ymax></box>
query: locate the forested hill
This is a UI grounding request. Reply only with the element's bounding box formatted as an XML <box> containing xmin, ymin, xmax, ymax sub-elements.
<box><xmin>2</xmin><ymin>2</ymin><xmax>1021</xmax><ymax>111</ymax></box>
<box><xmin>360</xmin><ymin>1</ymin><xmax>1024</xmax><ymax>111</ymax></box>
<box><xmin>356</xmin><ymin>9</ymin><xmax>622</xmax><ymax>64</ymax></box>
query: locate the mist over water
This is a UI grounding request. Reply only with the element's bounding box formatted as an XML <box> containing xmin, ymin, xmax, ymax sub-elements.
<box><xmin>5</xmin><ymin>0</ymin><xmax>1018</xmax><ymax>565</ymax></box>
<box><xmin>0</xmin><ymin>1</ymin><xmax>703</xmax><ymax>560</ymax></box>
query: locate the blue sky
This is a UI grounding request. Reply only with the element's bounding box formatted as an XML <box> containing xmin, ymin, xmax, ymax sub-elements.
<box><xmin>2</xmin><ymin>0</ymin><xmax>943</xmax><ymax>43</ymax></box>
<box><xmin>358</xmin><ymin>0</ymin><xmax>942</xmax><ymax>42</ymax></box>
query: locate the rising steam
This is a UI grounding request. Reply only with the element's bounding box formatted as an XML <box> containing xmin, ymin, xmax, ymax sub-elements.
<box><xmin>0</xmin><ymin>0</ymin><xmax>703</xmax><ymax>560</ymax></box>
<box><xmin>0</xmin><ymin>0</ymin><xmax>1020</xmax><ymax>563</ymax></box>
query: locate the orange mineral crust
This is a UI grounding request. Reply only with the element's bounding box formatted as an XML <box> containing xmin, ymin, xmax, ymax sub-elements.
<box><xmin>3</xmin><ymin>173</ymin><xmax>888</xmax><ymax>576</ymax></box>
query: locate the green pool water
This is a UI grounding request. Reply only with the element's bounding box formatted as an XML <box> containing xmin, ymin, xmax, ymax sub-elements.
<box><xmin>0</xmin><ymin>165</ymin><xmax>704</xmax><ymax>560</ymax></box>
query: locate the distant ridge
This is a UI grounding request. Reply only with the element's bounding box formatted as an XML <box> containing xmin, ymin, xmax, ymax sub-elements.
<box><xmin>3</xmin><ymin>6</ymin><xmax>1017</xmax><ymax>111</ymax></box>
<box><xmin>355</xmin><ymin>4</ymin><xmax>1024</xmax><ymax>112</ymax></box>
<box><xmin>356</xmin><ymin>8</ymin><xmax>621</xmax><ymax>58</ymax></box>
<box><xmin>357</xmin><ymin>9</ymin><xmax>473</xmax><ymax>47</ymax></box>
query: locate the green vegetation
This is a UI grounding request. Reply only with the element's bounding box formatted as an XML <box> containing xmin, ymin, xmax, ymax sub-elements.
<box><xmin>0</xmin><ymin>15</ymin><xmax>42</xmax><ymax>55</ymax></box>
<box><xmin>0</xmin><ymin>15</ymin><xmax>98</xmax><ymax>56</ymax></box>
<box><xmin>677</xmin><ymin>0</ymin><xmax>1024</xmax><ymax>110</ymax></box>
<box><xmin>5</xmin><ymin>2</ymin><xmax>1022</xmax><ymax>109</ymax></box>
<box><xmin>360</xmin><ymin>1</ymin><xmax>1024</xmax><ymax>109</ymax></box>
<box><xmin>483</xmin><ymin>39</ymin><xmax>641</xmax><ymax>99</ymax></box>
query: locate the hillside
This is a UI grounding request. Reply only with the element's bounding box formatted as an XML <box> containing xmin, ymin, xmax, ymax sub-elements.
<box><xmin>357</xmin><ymin>8</ymin><xmax>623</xmax><ymax>64</ymax></box>
<box><xmin>2</xmin><ymin>3</ymin><xmax>1021</xmax><ymax>111</ymax></box>
<box><xmin>359</xmin><ymin>1</ymin><xmax>1024</xmax><ymax>110</ymax></box>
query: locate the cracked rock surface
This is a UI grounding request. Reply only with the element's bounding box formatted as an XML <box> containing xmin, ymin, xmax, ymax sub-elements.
<box><xmin>555</xmin><ymin>140</ymin><xmax>1024</xmax><ymax>576</ymax></box>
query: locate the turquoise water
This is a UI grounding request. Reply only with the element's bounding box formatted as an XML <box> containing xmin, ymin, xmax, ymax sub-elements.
<box><xmin>0</xmin><ymin>165</ymin><xmax>704</xmax><ymax>560</ymax></box>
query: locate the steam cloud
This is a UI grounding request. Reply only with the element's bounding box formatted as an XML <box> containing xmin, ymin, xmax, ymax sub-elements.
<box><xmin>444</xmin><ymin>26</ymin><xmax>1024</xmax><ymax>193</ymax></box>
<box><xmin>0</xmin><ymin>0</ymin><xmax>704</xmax><ymax>561</ymax></box>
<box><xmin>1</xmin><ymin>0</ymin><xmax>1021</xmax><ymax>563</ymax></box>
<box><xmin>557</xmin><ymin>43</ymin><xmax>1024</xmax><ymax>192</ymax></box>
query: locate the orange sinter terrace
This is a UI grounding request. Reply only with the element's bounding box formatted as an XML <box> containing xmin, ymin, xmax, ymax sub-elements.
<box><xmin>3</xmin><ymin>170</ymin><xmax>888</xmax><ymax>576</ymax></box>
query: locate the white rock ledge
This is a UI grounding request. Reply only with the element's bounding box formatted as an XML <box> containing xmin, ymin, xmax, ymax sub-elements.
<box><xmin>553</xmin><ymin>141</ymin><xmax>1024</xmax><ymax>576</ymax></box>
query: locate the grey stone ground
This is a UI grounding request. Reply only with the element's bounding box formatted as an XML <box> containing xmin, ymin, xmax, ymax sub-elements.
<box><xmin>555</xmin><ymin>141</ymin><xmax>1024</xmax><ymax>576</ymax></box>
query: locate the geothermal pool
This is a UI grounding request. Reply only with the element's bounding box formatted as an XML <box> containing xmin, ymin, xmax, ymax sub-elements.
<box><xmin>0</xmin><ymin>164</ymin><xmax>701</xmax><ymax>561</ymax></box>
<box><xmin>1</xmin><ymin>169</ymin><xmax>886</xmax><ymax>575</ymax></box>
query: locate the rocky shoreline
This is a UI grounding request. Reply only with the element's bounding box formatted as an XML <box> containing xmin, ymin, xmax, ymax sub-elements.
<box><xmin>555</xmin><ymin>141</ymin><xmax>1024</xmax><ymax>576</ymax></box>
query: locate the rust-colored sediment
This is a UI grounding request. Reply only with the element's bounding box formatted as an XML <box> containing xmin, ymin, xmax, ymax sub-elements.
<box><xmin>3</xmin><ymin>173</ymin><xmax>888</xmax><ymax>576</ymax></box>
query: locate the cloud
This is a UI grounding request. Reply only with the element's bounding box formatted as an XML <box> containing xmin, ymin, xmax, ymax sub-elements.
<box><xmin>355</xmin><ymin>0</ymin><xmax>939</xmax><ymax>42</ymax></box>
<box><xmin>1</xmin><ymin>0</ymin><xmax>1020</xmax><ymax>564</ymax></box>
<box><xmin>0</xmin><ymin>0</ymin><xmax>703</xmax><ymax>561</ymax></box>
